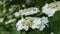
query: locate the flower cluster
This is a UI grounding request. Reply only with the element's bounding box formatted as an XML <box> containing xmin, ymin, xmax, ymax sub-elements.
<box><xmin>0</xmin><ymin>18</ymin><xmax>4</xmax><ymax>23</ymax></box>
<box><xmin>16</xmin><ymin>1</ymin><xmax>60</xmax><ymax>31</ymax></box>
<box><xmin>16</xmin><ymin>17</ymin><xmax>49</xmax><ymax>31</ymax></box>
<box><xmin>42</xmin><ymin>1</ymin><xmax>60</xmax><ymax>17</ymax></box>
<box><xmin>5</xmin><ymin>19</ymin><xmax>16</xmax><ymax>24</ymax></box>
<box><xmin>13</xmin><ymin>7</ymin><xmax>39</xmax><ymax>17</ymax></box>
<box><xmin>1</xmin><ymin>0</ymin><xmax>60</xmax><ymax>33</ymax></box>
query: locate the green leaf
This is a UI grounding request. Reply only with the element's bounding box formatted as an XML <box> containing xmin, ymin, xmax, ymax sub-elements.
<box><xmin>49</xmin><ymin>11</ymin><xmax>60</xmax><ymax>34</ymax></box>
<box><xmin>10</xmin><ymin>28</ymin><xmax>20</xmax><ymax>34</ymax></box>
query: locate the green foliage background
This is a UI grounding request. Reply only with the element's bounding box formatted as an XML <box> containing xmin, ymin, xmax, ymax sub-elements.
<box><xmin>0</xmin><ymin>0</ymin><xmax>60</xmax><ymax>34</ymax></box>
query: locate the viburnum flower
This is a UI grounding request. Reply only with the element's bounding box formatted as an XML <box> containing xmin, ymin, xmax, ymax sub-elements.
<box><xmin>16</xmin><ymin>16</ymin><xmax>49</xmax><ymax>31</ymax></box>
<box><xmin>42</xmin><ymin>1</ymin><xmax>60</xmax><ymax>17</ymax></box>
<box><xmin>0</xmin><ymin>18</ymin><xmax>4</xmax><ymax>23</ymax></box>
<box><xmin>9</xmin><ymin>5</ymin><xmax>16</xmax><ymax>13</ymax></box>
<box><xmin>50</xmin><ymin>32</ymin><xmax>54</xmax><ymax>34</ymax></box>
<box><xmin>13</xmin><ymin>7</ymin><xmax>40</xmax><ymax>17</ymax></box>
<box><xmin>48</xmin><ymin>1</ymin><xmax>60</xmax><ymax>10</ymax></box>
<box><xmin>5</xmin><ymin>19</ymin><xmax>16</xmax><ymax>24</ymax></box>
<box><xmin>13</xmin><ymin>12</ymin><xmax>20</xmax><ymax>17</ymax></box>
<box><xmin>3</xmin><ymin>9</ymin><xmax>6</xmax><ymax>13</ymax></box>
<box><xmin>16</xmin><ymin>18</ymin><xmax>29</xmax><ymax>31</ymax></box>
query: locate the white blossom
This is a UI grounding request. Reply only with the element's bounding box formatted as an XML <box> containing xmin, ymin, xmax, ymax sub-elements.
<box><xmin>14</xmin><ymin>7</ymin><xmax>40</xmax><ymax>17</ymax></box>
<box><xmin>0</xmin><ymin>1</ymin><xmax>3</xmax><ymax>4</ymax></box>
<box><xmin>41</xmin><ymin>16</ymin><xmax>49</xmax><ymax>24</ymax></box>
<box><xmin>9</xmin><ymin>5</ymin><xmax>17</xmax><ymax>13</ymax></box>
<box><xmin>22</xmin><ymin>7</ymin><xmax>39</xmax><ymax>15</ymax></box>
<box><xmin>42</xmin><ymin>1</ymin><xmax>60</xmax><ymax>17</ymax></box>
<box><xmin>13</xmin><ymin>12</ymin><xmax>20</xmax><ymax>17</ymax></box>
<box><xmin>22</xmin><ymin>4</ymin><xmax>25</xmax><ymax>7</ymax></box>
<box><xmin>7</xmin><ymin>15</ymin><xmax>13</xmax><ymax>19</ymax></box>
<box><xmin>42</xmin><ymin>3</ymin><xmax>57</xmax><ymax>17</ymax></box>
<box><xmin>50</xmin><ymin>32</ymin><xmax>54</xmax><ymax>34</ymax></box>
<box><xmin>32</xmin><ymin>17</ymin><xmax>49</xmax><ymax>31</ymax></box>
<box><xmin>9</xmin><ymin>8</ymin><xmax>14</xmax><ymax>13</ymax></box>
<box><xmin>16</xmin><ymin>18</ymin><xmax>29</xmax><ymax>31</ymax></box>
<box><xmin>49</xmin><ymin>1</ymin><xmax>60</xmax><ymax>10</ymax></box>
<box><xmin>0</xmin><ymin>18</ymin><xmax>4</xmax><ymax>22</ymax></box>
<box><xmin>16</xmin><ymin>17</ymin><xmax>49</xmax><ymax>31</ymax></box>
<box><xmin>5</xmin><ymin>19</ymin><xmax>16</xmax><ymax>24</ymax></box>
<box><xmin>3</xmin><ymin>9</ymin><xmax>6</xmax><ymax>13</ymax></box>
<box><xmin>31</xmin><ymin>18</ymin><xmax>41</xmax><ymax>29</ymax></box>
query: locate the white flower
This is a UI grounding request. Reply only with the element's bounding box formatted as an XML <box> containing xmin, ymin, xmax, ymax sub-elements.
<box><xmin>31</xmin><ymin>18</ymin><xmax>41</xmax><ymax>29</ymax></box>
<box><xmin>22</xmin><ymin>4</ymin><xmax>25</xmax><ymax>7</ymax></box>
<box><xmin>0</xmin><ymin>1</ymin><xmax>3</xmax><ymax>4</ymax></box>
<box><xmin>13</xmin><ymin>12</ymin><xmax>20</xmax><ymax>17</ymax></box>
<box><xmin>16</xmin><ymin>18</ymin><xmax>25</xmax><ymax>27</ymax></box>
<box><xmin>9</xmin><ymin>8</ymin><xmax>14</xmax><ymax>13</ymax></box>
<box><xmin>32</xmin><ymin>17</ymin><xmax>49</xmax><ymax>31</ymax></box>
<box><xmin>42</xmin><ymin>1</ymin><xmax>60</xmax><ymax>17</ymax></box>
<box><xmin>3</xmin><ymin>9</ymin><xmax>6</xmax><ymax>13</ymax></box>
<box><xmin>9</xmin><ymin>5</ymin><xmax>17</xmax><ymax>13</ymax></box>
<box><xmin>39</xmin><ymin>24</ymin><xmax>45</xmax><ymax>31</ymax></box>
<box><xmin>17</xmin><ymin>25</ymin><xmax>28</xmax><ymax>31</ymax></box>
<box><xmin>56</xmin><ymin>1</ymin><xmax>60</xmax><ymax>10</ymax></box>
<box><xmin>50</xmin><ymin>32</ymin><xmax>54</xmax><ymax>34</ymax></box>
<box><xmin>16</xmin><ymin>17</ymin><xmax>49</xmax><ymax>31</ymax></box>
<box><xmin>16</xmin><ymin>18</ymin><xmax>29</xmax><ymax>31</ymax></box>
<box><xmin>14</xmin><ymin>7</ymin><xmax>39</xmax><ymax>17</ymax></box>
<box><xmin>23</xmin><ymin>7</ymin><xmax>39</xmax><ymax>15</ymax></box>
<box><xmin>41</xmin><ymin>16</ymin><xmax>49</xmax><ymax>24</ymax></box>
<box><xmin>42</xmin><ymin>3</ymin><xmax>57</xmax><ymax>17</ymax></box>
<box><xmin>39</xmin><ymin>16</ymin><xmax>49</xmax><ymax>31</ymax></box>
<box><xmin>5</xmin><ymin>19</ymin><xmax>16</xmax><ymax>24</ymax></box>
<box><xmin>0</xmin><ymin>18</ymin><xmax>4</xmax><ymax>22</ymax></box>
<box><xmin>49</xmin><ymin>1</ymin><xmax>60</xmax><ymax>10</ymax></box>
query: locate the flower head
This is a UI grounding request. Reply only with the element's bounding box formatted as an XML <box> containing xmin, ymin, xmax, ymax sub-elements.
<box><xmin>14</xmin><ymin>7</ymin><xmax>40</xmax><ymax>17</ymax></box>
<box><xmin>50</xmin><ymin>32</ymin><xmax>54</xmax><ymax>34</ymax></box>
<box><xmin>16</xmin><ymin>17</ymin><xmax>49</xmax><ymax>31</ymax></box>
<box><xmin>5</xmin><ymin>19</ymin><xmax>16</xmax><ymax>24</ymax></box>
<box><xmin>42</xmin><ymin>1</ymin><xmax>60</xmax><ymax>17</ymax></box>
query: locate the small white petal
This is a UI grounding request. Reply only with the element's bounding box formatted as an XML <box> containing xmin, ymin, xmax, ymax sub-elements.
<box><xmin>17</xmin><ymin>25</ymin><xmax>23</xmax><ymax>31</ymax></box>
<box><xmin>16</xmin><ymin>18</ymin><xmax>24</xmax><ymax>27</ymax></box>
<box><xmin>39</xmin><ymin>24</ymin><xmax>45</xmax><ymax>31</ymax></box>
<box><xmin>41</xmin><ymin>16</ymin><xmax>49</xmax><ymax>24</ymax></box>
<box><xmin>50</xmin><ymin>32</ymin><xmax>54</xmax><ymax>34</ymax></box>
<box><xmin>16</xmin><ymin>17</ymin><xmax>49</xmax><ymax>31</ymax></box>
<box><xmin>5</xmin><ymin>19</ymin><xmax>16</xmax><ymax>24</ymax></box>
<box><xmin>18</xmin><ymin>7</ymin><xmax>40</xmax><ymax>16</ymax></box>
<box><xmin>13</xmin><ymin>12</ymin><xmax>20</xmax><ymax>17</ymax></box>
<box><xmin>0</xmin><ymin>18</ymin><xmax>4</xmax><ymax>22</ymax></box>
<box><xmin>42</xmin><ymin>1</ymin><xmax>60</xmax><ymax>17</ymax></box>
<box><xmin>23</xmin><ymin>25</ymin><xmax>29</xmax><ymax>31</ymax></box>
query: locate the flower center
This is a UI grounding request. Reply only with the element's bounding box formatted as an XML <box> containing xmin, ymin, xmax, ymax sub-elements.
<box><xmin>22</xmin><ymin>18</ymin><xmax>34</xmax><ymax>27</ymax></box>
